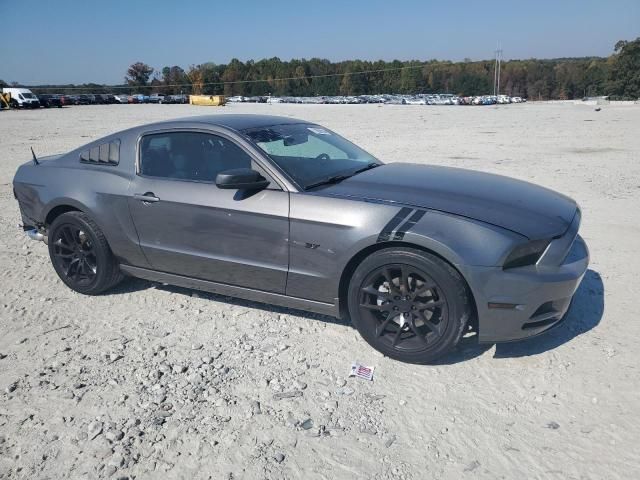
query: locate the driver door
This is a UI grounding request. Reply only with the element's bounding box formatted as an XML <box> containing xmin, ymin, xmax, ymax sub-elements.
<box><xmin>127</xmin><ymin>129</ymin><xmax>289</xmax><ymax>293</ymax></box>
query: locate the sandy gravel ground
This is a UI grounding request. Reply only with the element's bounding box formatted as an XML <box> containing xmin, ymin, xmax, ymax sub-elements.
<box><xmin>0</xmin><ymin>102</ymin><xmax>639</xmax><ymax>479</ymax></box>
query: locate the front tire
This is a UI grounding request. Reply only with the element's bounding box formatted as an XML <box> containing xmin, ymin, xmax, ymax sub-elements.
<box><xmin>48</xmin><ymin>212</ymin><xmax>123</xmax><ymax>295</ymax></box>
<box><xmin>348</xmin><ymin>247</ymin><xmax>471</xmax><ymax>364</ymax></box>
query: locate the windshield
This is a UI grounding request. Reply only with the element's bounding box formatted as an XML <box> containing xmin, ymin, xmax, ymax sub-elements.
<box><xmin>22</xmin><ymin>92</ymin><xmax>36</xmax><ymax>99</ymax></box>
<box><xmin>244</xmin><ymin>123</ymin><xmax>380</xmax><ymax>189</ymax></box>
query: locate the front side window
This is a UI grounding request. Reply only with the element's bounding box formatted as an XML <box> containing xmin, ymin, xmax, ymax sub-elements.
<box><xmin>244</xmin><ymin>123</ymin><xmax>379</xmax><ymax>189</ymax></box>
<box><xmin>139</xmin><ymin>131</ymin><xmax>252</xmax><ymax>182</ymax></box>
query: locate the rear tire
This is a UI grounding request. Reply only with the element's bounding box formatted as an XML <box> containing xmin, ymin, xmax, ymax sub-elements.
<box><xmin>347</xmin><ymin>247</ymin><xmax>471</xmax><ymax>364</ymax></box>
<box><xmin>48</xmin><ymin>212</ymin><xmax>123</xmax><ymax>295</ymax></box>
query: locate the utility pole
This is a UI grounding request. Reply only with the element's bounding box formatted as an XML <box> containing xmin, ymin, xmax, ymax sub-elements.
<box><xmin>493</xmin><ymin>44</ymin><xmax>498</xmax><ymax>96</ymax></box>
<box><xmin>494</xmin><ymin>43</ymin><xmax>503</xmax><ymax>97</ymax></box>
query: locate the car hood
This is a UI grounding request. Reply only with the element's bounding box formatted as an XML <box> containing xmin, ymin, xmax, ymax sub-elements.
<box><xmin>313</xmin><ymin>163</ymin><xmax>577</xmax><ymax>239</ymax></box>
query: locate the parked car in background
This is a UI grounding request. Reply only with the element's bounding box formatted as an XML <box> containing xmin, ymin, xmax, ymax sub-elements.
<box><xmin>149</xmin><ymin>94</ymin><xmax>165</xmax><ymax>104</ymax></box>
<box><xmin>2</xmin><ymin>88</ymin><xmax>41</xmax><ymax>108</ymax></box>
<box><xmin>169</xmin><ymin>94</ymin><xmax>189</xmax><ymax>104</ymax></box>
<box><xmin>60</xmin><ymin>95</ymin><xmax>78</xmax><ymax>106</ymax></box>
<box><xmin>130</xmin><ymin>94</ymin><xmax>149</xmax><ymax>103</ymax></box>
<box><xmin>94</xmin><ymin>94</ymin><xmax>115</xmax><ymax>104</ymax></box>
<box><xmin>76</xmin><ymin>93</ymin><xmax>93</xmax><ymax>105</ymax></box>
<box><xmin>37</xmin><ymin>94</ymin><xmax>63</xmax><ymax>108</ymax></box>
<box><xmin>114</xmin><ymin>94</ymin><xmax>129</xmax><ymax>104</ymax></box>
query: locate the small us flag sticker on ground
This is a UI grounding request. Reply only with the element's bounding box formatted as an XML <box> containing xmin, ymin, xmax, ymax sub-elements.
<box><xmin>350</xmin><ymin>362</ymin><xmax>375</xmax><ymax>381</ymax></box>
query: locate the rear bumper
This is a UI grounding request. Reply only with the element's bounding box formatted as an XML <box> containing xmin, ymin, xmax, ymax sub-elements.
<box><xmin>463</xmin><ymin>235</ymin><xmax>589</xmax><ymax>343</ymax></box>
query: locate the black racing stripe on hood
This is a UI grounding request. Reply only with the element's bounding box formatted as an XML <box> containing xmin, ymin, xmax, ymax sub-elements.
<box><xmin>393</xmin><ymin>209</ymin><xmax>426</xmax><ymax>240</ymax></box>
<box><xmin>377</xmin><ymin>207</ymin><xmax>413</xmax><ymax>242</ymax></box>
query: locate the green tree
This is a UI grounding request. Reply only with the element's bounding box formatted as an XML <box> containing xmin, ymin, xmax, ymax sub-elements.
<box><xmin>607</xmin><ymin>38</ymin><xmax>640</xmax><ymax>99</ymax></box>
<box><xmin>160</xmin><ymin>66</ymin><xmax>189</xmax><ymax>95</ymax></box>
<box><xmin>125</xmin><ymin>62</ymin><xmax>154</xmax><ymax>93</ymax></box>
<box><xmin>20</xmin><ymin>41</ymin><xmax>640</xmax><ymax>100</ymax></box>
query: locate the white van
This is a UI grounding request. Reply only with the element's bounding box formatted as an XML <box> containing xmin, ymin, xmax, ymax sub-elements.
<box><xmin>2</xmin><ymin>88</ymin><xmax>41</xmax><ymax>108</ymax></box>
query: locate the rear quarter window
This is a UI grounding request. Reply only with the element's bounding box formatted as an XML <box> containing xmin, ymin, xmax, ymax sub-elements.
<box><xmin>80</xmin><ymin>139</ymin><xmax>120</xmax><ymax>165</ymax></box>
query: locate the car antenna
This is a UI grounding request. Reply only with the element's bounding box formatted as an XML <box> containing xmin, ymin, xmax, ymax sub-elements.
<box><xmin>30</xmin><ymin>146</ymin><xmax>39</xmax><ymax>165</ymax></box>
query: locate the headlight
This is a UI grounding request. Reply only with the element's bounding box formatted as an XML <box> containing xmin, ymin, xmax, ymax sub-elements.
<box><xmin>503</xmin><ymin>239</ymin><xmax>550</xmax><ymax>269</ymax></box>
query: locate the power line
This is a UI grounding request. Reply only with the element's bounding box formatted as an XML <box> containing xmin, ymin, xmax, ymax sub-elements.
<box><xmin>27</xmin><ymin>63</ymin><xmax>431</xmax><ymax>91</ymax></box>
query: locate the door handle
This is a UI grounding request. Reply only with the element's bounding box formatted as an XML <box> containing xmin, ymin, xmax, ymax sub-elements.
<box><xmin>133</xmin><ymin>192</ymin><xmax>160</xmax><ymax>203</ymax></box>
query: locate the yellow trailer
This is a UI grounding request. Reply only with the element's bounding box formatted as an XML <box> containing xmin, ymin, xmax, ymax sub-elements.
<box><xmin>189</xmin><ymin>95</ymin><xmax>226</xmax><ymax>106</ymax></box>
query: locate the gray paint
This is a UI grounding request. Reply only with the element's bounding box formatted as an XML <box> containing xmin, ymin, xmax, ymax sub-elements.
<box><xmin>312</xmin><ymin>163</ymin><xmax>577</xmax><ymax>240</ymax></box>
<box><xmin>12</xmin><ymin>114</ymin><xmax>589</xmax><ymax>343</ymax></box>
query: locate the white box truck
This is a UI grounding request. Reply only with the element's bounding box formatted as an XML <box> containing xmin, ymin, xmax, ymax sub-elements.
<box><xmin>2</xmin><ymin>87</ymin><xmax>41</xmax><ymax>108</ymax></box>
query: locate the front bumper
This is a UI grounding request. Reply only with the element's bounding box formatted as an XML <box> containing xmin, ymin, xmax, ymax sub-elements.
<box><xmin>26</xmin><ymin>101</ymin><xmax>41</xmax><ymax>108</ymax></box>
<box><xmin>463</xmin><ymin>235</ymin><xmax>589</xmax><ymax>343</ymax></box>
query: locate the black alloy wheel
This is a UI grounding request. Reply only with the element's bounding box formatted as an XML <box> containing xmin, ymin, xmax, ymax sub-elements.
<box><xmin>51</xmin><ymin>224</ymin><xmax>98</xmax><ymax>287</ymax></box>
<box><xmin>47</xmin><ymin>211</ymin><xmax>123</xmax><ymax>295</ymax></box>
<box><xmin>348</xmin><ymin>247</ymin><xmax>471</xmax><ymax>364</ymax></box>
<box><xmin>358</xmin><ymin>264</ymin><xmax>449</xmax><ymax>352</ymax></box>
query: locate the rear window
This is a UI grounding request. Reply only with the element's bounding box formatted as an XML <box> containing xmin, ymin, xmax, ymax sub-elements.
<box><xmin>80</xmin><ymin>139</ymin><xmax>120</xmax><ymax>165</ymax></box>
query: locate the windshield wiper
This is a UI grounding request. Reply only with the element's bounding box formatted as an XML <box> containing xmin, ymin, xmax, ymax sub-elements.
<box><xmin>304</xmin><ymin>163</ymin><xmax>381</xmax><ymax>190</ymax></box>
<box><xmin>351</xmin><ymin>162</ymin><xmax>381</xmax><ymax>175</ymax></box>
<box><xmin>305</xmin><ymin>174</ymin><xmax>352</xmax><ymax>190</ymax></box>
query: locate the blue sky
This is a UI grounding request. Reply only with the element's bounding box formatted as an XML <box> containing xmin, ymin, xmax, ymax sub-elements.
<box><xmin>1</xmin><ymin>0</ymin><xmax>638</xmax><ymax>85</ymax></box>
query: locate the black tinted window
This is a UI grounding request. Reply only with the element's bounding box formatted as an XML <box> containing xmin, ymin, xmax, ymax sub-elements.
<box><xmin>139</xmin><ymin>131</ymin><xmax>252</xmax><ymax>182</ymax></box>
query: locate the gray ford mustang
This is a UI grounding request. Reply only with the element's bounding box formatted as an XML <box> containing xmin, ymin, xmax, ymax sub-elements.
<box><xmin>13</xmin><ymin>114</ymin><xmax>589</xmax><ymax>363</ymax></box>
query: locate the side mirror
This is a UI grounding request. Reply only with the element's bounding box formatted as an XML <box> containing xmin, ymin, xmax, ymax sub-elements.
<box><xmin>216</xmin><ymin>168</ymin><xmax>270</xmax><ymax>190</ymax></box>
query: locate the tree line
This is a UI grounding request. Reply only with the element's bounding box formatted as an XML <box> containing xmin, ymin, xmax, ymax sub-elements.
<box><xmin>3</xmin><ymin>38</ymin><xmax>638</xmax><ymax>100</ymax></box>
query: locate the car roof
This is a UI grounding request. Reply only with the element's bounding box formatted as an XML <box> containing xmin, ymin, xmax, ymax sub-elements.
<box><xmin>98</xmin><ymin>114</ymin><xmax>311</xmax><ymax>143</ymax></box>
<box><xmin>172</xmin><ymin>114</ymin><xmax>308</xmax><ymax>131</ymax></box>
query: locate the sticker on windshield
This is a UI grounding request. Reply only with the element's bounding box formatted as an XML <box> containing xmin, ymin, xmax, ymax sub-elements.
<box><xmin>307</xmin><ymin>127</ymin><xmax>331</xmax><ymax>135</ymax></box>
